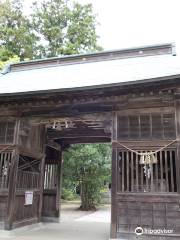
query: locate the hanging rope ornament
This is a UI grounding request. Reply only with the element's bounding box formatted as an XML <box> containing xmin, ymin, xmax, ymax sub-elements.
<box><xmin>139</xmin><ymin>151</ymin><xmax>157</xmax><ymax>165</ymax></box>
<box><xmin>112</xmin><ymin>139</ymin><xmax>177</xmax><ymax>159</ymax></box>
<box><xmin>113</xmin><ymin>139</ymin><xmax>177</xmax><ymax>179</ymax></box>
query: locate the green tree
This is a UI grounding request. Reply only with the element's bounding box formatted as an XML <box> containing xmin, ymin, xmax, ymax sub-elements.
<box><xmin>0</xmin><ymin>0</ymin><xmax>38</xmax><ymax>60</ymax></box>
<box><xmin>0</xmin><ymin>46</ymin><xmax>20</xmax><ymax>70</ymax></box>
<box><xmin>31</xmin><ymin>0</ymin><xmax>101</xmax><ymax>57</ymax></box>
<box><xmin>0</xmin><ymin>0</ymin><xmax>101</xmax><ymax>60</ymax></box>
<box><xmin>63</xmin><ymin>144</ymin><xmax>111</xmax><ymax>210</ymax></box>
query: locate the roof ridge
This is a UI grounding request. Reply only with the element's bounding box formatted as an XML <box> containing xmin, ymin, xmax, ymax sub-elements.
<box><xmin>2</xmin><ymin>43</ymin><xmax>175</xmax><ymax>74</ymax></box>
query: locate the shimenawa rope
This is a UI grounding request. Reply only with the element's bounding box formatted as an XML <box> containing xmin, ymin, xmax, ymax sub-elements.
<box><xmin>112</xmin><ymin>139</ymin><xmax>177</xmax><ymax>156</ymax></box>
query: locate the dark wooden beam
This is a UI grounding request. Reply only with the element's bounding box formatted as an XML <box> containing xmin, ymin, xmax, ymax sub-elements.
<box><xmin>57</xmin><ymin>137</ymin><xmax>111</xmax><ymax>145</ymax></box>
<box><xmin>48</xmin><ymin>128</ymin><xmax>110</xmax><ymax>139</ymax></box>
<box><xmin>18</xmin><ymin>146</ymin><xmax>44</xmax><ymax>160</ymax></box>
<box><xmin>46</xmin><ymin>141</ymin><xmax>61</xmax><ymax>151</ymax></box>
<box><xmin>20</xmin><ymin>104</ymin><xmax>113</xmax><ymax>118</ymax></box>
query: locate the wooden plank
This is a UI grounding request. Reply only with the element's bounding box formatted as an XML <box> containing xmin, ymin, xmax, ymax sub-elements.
<box><xmin>170</xmin><ymin>150</ymin><xmax>175</xmax><ymax>192</ymax></box>
<box><xmin>6</xmin><ymin>152</ymin><xmax>12</xmax><ymax>188</ymax></box>
<box><xmin>116</xmin><ymin>192</ymin><xmax>180</xmax><ymax>202</ymax></box>
<box><xmin>38</xmin><ymin>126</ymin><xmax>47</xmax><ymax>222</ymax></box>
<box><xmin>150</xmin><ymin>163</ymin><xmax>154</xmax><ymax>192</ymax></box>
<box><xmin>145</xmin><ymin>153</ymin><xmax>149</xmax><ymax>191</ymax></box>
<box><xmin>122</xmin><ymin>151</ymin><xmax>124</xmax><ymax>192</ymax></box>
<box><xmin>126</xmin><ymin>152</ymin><xmax>129</xmax><ymax>192</ymax></box>
<box><xmin>110</xmin><ymin>147</ymin><xmax>117</xmax><ymax>239</ymax></box>
<box><xmin>0</xmin><ymin>153</ymin><xmax>3</xmax><ymax>189</ymax></box>
<box><xmin>56</xmin><ymin>151</ymin><xmax>63</xmax><ymax>218</ymax></box>
<box><xmin>5</xmin><ymin>149</ymin><xmax>19</xmax><ymax>230</ymax></box>
<box><xmin>165</xmin><ymin>150</ymin><xmax>169</xmax><ymax>192</ymax></box>
<box><xmin>48</xmin><ymin>128</ymin><xmax>109</xmax><ymax>139</ymax></box>
<box><xmin>155</xmin><ymin>152</ymin><xmax>158</xmax><ymax>192</ymax></box>
<box><xmin>38</xmin><ymin>148</ymin><xmax>46</xmax><ymax>222</ymax></box>
<box><xmin>175</xmin><ymin>99</ymin><xmax>180</xmax><ymax>193</ymax></box>
<box><xmin>140</xmin><ymin>152</ymin><xmax>144</xmax><ymax>192</ymax></box>
<box><xmin>131</xmin><ymin>152</ymin><xmax>134</xmax><ymax>192</ymax></box>
<box><xmin>135</xmin><ymin>153</ymin><xmax>138</xmax><ymax>192</ymax></box>
<box><xmin>5</xmin><ymin>119</ymin><xmax>20</xmax><ymax>230</ymax></box>
<box><xmin>59</xmin><ymin>152</ymin><xmax>63</xmax><ymax>218</ymax></box>
<box><xmin>160</xmin><ymin>150</ymin><xmax>163</xmax><ymax>192</ymax></box>
<box><xmin>117</xmin><ymin>151</ymin><xmax>121</xmax><ymax>192</ymax></box>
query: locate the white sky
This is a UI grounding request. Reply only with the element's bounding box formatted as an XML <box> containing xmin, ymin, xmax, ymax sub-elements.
<box><xmin>25</xmin><ymin>0</ymin><xmax>180</xmax><ymax>55</ymax></box>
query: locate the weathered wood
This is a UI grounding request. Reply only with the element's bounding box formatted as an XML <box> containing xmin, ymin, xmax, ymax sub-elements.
<box><xmin>38</xmin><ymin>154</ymin><xmax>46</xmax><ymax>222</ymax></box>
<box><xmin>116</xmin><ymin>194</ymin><xmax>180</xmax><ymax>237</ymax></box>
<box><xmin>48</xmin><ymin>128</ymin><xmax>110</xmax><ymax>139</ymax></box>
<box><xmin>56</xmin><ymin>151</ymin><xmax>62</xmax><ymax>219</ymax></box>
<box><xmin>42</xmin><ymin>149</ymin><xmax>62</xmax><ymax>222</ymax></box>
<box><xmin>175</xmin><ymin>99</ymin><xmax>180</xmax><ymax>193</ymax></box>
<box><xmin>5</xmin><ymin>119</ymin><xmax>20</xmax><ymax>230</ymax></box>
<box><xmin>1</xmin><ymin>44</ymin><xmax>180</xmax><ymax>238</ymax></box>
<box><xmin>110</xmin><ymin>147</ymin><xmax>117</xmax><ymax>239</ymax></box>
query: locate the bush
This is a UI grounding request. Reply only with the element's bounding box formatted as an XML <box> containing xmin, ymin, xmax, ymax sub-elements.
<box><xmin>61</xmin><ymin>188</ymin><xmax>77</xmax><ymax>201</ymax></box>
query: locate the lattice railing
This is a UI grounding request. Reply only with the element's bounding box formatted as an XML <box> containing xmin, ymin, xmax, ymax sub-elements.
<box><xmin>117</xmin><ymin>149</ymin><xmax>177</xmax><ymax>193</ymax></box>
<box><xmin>0</xmin><ymin>151</ymin><xmax>13</xmax><ymax>189</ymax></box>
<box><xmin>44</xmin><ymin>164</ymin><xmax>58</xmax><ymax>190</ymax></box>
<box><xmin>16</xmin><ymin>170</ymin><xmax>40</xmax><ymax>190</ymax></box>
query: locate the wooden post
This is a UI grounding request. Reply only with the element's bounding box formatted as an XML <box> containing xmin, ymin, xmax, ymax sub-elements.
<box><xmin>56</xmin><ymin>150</ymin><xmax>63</xmax><ymax>219</ymax></box>
<box><xmin>5</xmin><ymin>120</ymin><xmax>20</xmax><ymax>230</ymax></box>
<box><xmin>175</xmin><ymin>99</ymin><xmax>180</xmax><ymax>193</ymax></box>
<box><xmin>110</xmin><ymin>146</ymin><xmax>117</xmax><ymax>239</ymax></box>
<box><xmin>110</xmin><ymin>112</ymin><xmax>118</xmax><ymax>239</ymax></box>
<box><xmin>38</xmin><ymin>125</ymin><xmax>47</xmax><ymax>222</ymax></box>
<box><xmin>38</xmin><ymin>154</ymin><xmax>46</xmax><ymax>222</ymax></box>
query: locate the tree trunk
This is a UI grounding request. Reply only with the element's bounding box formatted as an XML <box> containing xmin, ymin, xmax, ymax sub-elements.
<box><xmin>80</xmin><ymin>181</ymin><xmax>96</xmax><ymax>211</ymax></box>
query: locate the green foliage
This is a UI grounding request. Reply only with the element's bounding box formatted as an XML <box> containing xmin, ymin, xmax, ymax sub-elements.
<box><xmin>63</xmin><ymin>144</ymin><xmax>111</xmax><ymax>210</ymax></box>
<box><xmin>31</xmin><ymin>0</ymin><xmax>102</xmax><ymax>57</ymax></box>
<box><xmin>0</xmin><ymin>47</ymin><xmax>20</xmax><ymax>70</ymax></box>
<box><xmin>0</xmin><ymin>0</ymin><xmax>101</xmax><ymax>61</ymax></box>
<box><xmin>0</xmin><ymin>0</ymin><xmax>38</xmax><ymax>60</ymax></box>
<box><xmin>61</xmin><ymin>188</ymin><xmax>77</xmax><ymax>201</ymax></box>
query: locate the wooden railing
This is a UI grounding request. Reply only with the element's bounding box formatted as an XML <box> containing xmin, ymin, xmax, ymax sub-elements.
<box><xmin>117</xmin><ymin>149</ymin><xmax>177</xmax><ymax>193</ymax></box>
<box><xmin>0</xmin><ymin>151</ymin><xmax>13</xmax><ymax>190</ymax></box>
<box><xmin>16</xmin><ymin>170</ymin><xmax>40</xmax><ymax>190</ymax></box>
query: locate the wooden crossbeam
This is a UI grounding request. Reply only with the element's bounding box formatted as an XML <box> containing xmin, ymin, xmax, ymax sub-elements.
<box><xmin>48</xmin><ymin>128</ymin><xmax>110</xmax><ymax>139</ymax></box>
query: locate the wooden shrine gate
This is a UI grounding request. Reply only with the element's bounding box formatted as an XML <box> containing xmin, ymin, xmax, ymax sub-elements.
<box><xmin>0</xmin><ymin>43</ymin><xmax>180</xmax><ymax>240</ymax></box>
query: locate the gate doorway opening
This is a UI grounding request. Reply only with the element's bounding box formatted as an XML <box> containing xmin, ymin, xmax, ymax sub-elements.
<box><xmin>42</xmin><ymin>142</ymin><xmax>112</xmax><ymax>223</ymax></box>
<box><xmin>41</xmin><ymin>116</ymin><xmax>112</xmax><ymax>229</ymax></box>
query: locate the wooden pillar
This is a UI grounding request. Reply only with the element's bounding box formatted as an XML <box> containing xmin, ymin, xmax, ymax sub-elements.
<box><xmin>38</xmin><ymin>154</ymin><xmax>46</xmax><ymax>222</ymax></box>
<box><xmin>110</xmin><ymin>112</ymin><xmax>118</xmax><ymax>239</ymax></box>
<box><xmin>5</xmin><ymin>120</ymin><xmax>20</xmax><ymax>230</ymax></box>
<box><xmin>175</xmin><ymin>98</ymin><xmax>180</xmax><ymax>193</ymax></box>
<box><xmin>110</xmin><ymin>146</ymin><xmax>117</xmax><ymax>239</ymax></box>
<box><xmin>56</xmin><ymin>151</ymin><xmax>63</xmax><ymax>218</ymax></box>
<box><xmin>38</xmin><ymin>124</ymin><xmax>47</xmax><ymax>222</ymax></box>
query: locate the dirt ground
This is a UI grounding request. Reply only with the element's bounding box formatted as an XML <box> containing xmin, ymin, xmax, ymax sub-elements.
<box><xmin>0</xmin><ymin>202</ymin><xmax>111</xmax><ymax>240</ymax></box>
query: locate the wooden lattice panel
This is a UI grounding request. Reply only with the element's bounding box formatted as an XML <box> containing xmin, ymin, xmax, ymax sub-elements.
<box><xmin>0</xmin><ymin>151</ymin><xmax>13</xmax><ymax>189</ymax></box>
<box><xmin>117</xmin><ymin>149</ymin><xmax>177</xmax><ymax>193</ymax></box>
<box><xmin>44</xmin><ymin>164</ymin><xmax>58</xmax><ymax>190</ymax></box>
<box><xmin>117</xmin><ymin>113</ymin><xmax>176</xmax><ymax>140</ymax></box>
